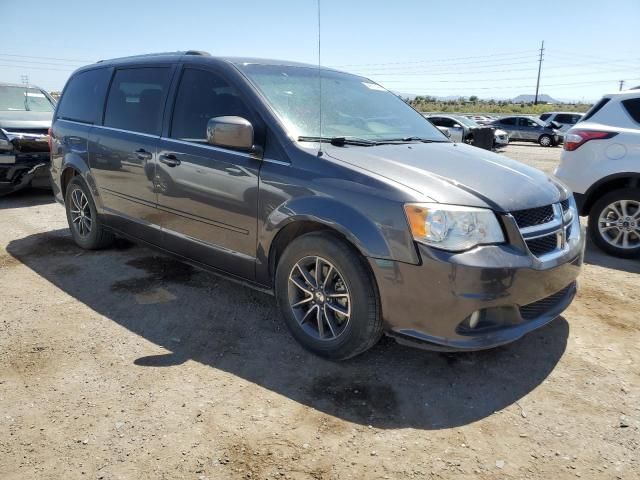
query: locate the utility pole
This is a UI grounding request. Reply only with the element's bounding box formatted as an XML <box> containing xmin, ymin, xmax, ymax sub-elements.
<box><xmin>619</xmin><ymin>80</ymin><xmax>625</xmax><ymax>91</ymax></box>
<box><xmin>534</xmin><ymin>40</ymin><xmax>544</xmax><ymax>105</ymax></box>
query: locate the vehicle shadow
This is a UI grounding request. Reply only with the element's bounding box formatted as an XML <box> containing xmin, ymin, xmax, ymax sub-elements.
<box><xmin>583</xmin><ymin>236</ymin><xmax>640</xmax><ymax>274</ymax></box>
<box><xmin>6</xmin><ymin>229</ymin><xmax>569</xmax><ymax>430</ymax></box>
<box><xmin>0</xmin><ymin>188</ymin><xmax>55</xmax><ymax>210</ymax></box>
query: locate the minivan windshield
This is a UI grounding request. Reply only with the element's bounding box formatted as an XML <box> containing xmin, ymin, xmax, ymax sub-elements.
<box><xmin>0</xmin><ymin>85</ymin><xmax>55</xmax><ymax>112</ymax></box>
<box><xmin>239</xmin><ymin>64</ymin><xmax>446</xmax><ymax>142</ymax></box>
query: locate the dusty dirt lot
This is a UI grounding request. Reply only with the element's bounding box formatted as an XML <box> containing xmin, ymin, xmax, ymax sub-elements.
<box><xmin>1</xmin><ymin>143</ymin><xmax>638</xmax><ymax>480</ymax></box>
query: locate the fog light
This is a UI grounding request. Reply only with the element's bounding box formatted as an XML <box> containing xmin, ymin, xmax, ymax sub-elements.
<box><xmin>468</xmin><ymin>311</ymin><xmax>481</xmax><ymax>329</ymax></box>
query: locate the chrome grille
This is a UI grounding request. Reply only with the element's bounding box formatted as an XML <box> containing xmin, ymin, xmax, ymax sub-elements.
<box><xmin>511</xmin><ymin>205</ymin><xmax>555</xmax><ymax>228</ymax></box>
<box><xmin>510</xmin><ymin>199</ymin><xmax>575</xmax><ymax>259</ymax></box>
<box><xmin>520</xmin><ymin>283</ymin><xmax>574</xmax><ymax>320</ymax></box>
<box><xmin>526</xmin><ymin>234</ymin><xmax>558</xmax><ymax>256</ymax></box>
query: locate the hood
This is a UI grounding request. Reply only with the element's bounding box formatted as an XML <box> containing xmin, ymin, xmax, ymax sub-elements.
<box><xmin>0</xmin><ymin>111</ymin><xmax>53</xmax><ymax>131</ymax></box>
<box><xmin>325</xmin><ymin>142</ymin><xmax>564</xmax><ymax>212</ymax></box>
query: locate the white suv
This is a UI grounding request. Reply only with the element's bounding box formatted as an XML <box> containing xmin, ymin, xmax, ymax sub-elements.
<box><xmin>555</xmin><ymin>90</ymin><xmax>640</xmax><ymax>257</ymax></box>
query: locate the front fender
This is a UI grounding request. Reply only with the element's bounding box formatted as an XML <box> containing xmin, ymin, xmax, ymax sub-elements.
<box><xmin>258</xmin><ymin>196</ymin><xmax>419</xmax><ymax>283</ymax></box>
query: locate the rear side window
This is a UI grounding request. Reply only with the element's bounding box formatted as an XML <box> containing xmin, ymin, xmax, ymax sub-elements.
<box><xmin>171</xmin><ymin>68</ymin><xmax>252</xmax><ymax>143</ymax></box>
<box><xmin>539</xmin><ymin>113</ymin><xmax>551</xmax><ymax>121</ymax></box>
<box><xmin>555</xmin><ymin>113</ymin><xmax>575</xmax><ymax>124</ymax></box>
<box><xmin>104</xmin><ymin>68</ymin><xmax>171</xmax><ymax>135</ymax></box>
<box><xmin>622</xmin><ymin>98</ymin><xmax>640</xmax><ymax>124</ymax></box>
<box><xmin>581</xmin><ymin>98</ymin><xmax>610</xmax><ymax>122</ymax></box>
<box><xmin>500</xmin><ymin>117</ymin><xmax>516</xmax><ymax>125</ymax></box>
<box><xmin>57</xmin><ymin>68</ymin><xmax>111</xmax><ymax>124</ymax></box>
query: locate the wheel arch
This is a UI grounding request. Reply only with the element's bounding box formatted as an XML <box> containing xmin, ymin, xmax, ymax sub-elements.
<box><xmin>581</xmin><ymin>173</ymin><xmax>640</xmax><ymax>216</ymax></box>
<box><xmin>258</xmin><ymin>196</ymin><xmax>417</xmax><ymax>286</ymax></box>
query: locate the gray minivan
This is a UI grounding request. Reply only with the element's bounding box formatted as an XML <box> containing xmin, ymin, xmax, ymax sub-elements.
<box><xmin>50</xmin><ymin>51</ymin><xmax>584</xmax><ymax>359</ymax></box>
<box><xmin>491</xmin><ymin>116</ymin><xmax>561</xmax><ymax>146</ymax></box>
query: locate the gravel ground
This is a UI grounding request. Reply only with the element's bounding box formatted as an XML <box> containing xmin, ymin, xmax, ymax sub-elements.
<box><xmin>1</xmin><ymin>143</ymin><xmax>638</xmax><ymax>480</ymax></box>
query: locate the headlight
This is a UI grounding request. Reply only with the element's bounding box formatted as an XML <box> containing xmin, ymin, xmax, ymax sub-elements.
<box><xmin>404</xmin><ymin>203</ymin><xmax>505</xmax><ymax>251</ymax></box>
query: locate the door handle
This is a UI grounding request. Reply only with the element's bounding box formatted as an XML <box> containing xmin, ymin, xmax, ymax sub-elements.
<box><xmin>135</xmin><ymin>148</ymin><xmax>153</xmax><ymax>161</ymax></box>
<box><xmin>159</xmin><ymin>154</ymin><xmax>181</xmax><ymax>167</ymax></box>
<box><xmin>225</xmin><ymin>167</ymin><xmax>244</xmax><ymax>176</ymax></box>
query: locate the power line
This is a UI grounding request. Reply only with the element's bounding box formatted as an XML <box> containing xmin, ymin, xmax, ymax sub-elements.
<box><xmin>331</xmin><ymin>49</ymin><xmax>539</xmax><ymax>67</ymax></box>
<box><xmin>0</xmin><ymin>52</ymin><xmax>94</xmax><ymax>63</ymax></box>
<box><xmin>0</xmin><ymin>63</ymin><xmax>76</xmax><ymax>72</ymax></box>
<box><xmin>0</xmin><ymin>58</ymin><xmax>86</xmax><ymax>68</ymax></box>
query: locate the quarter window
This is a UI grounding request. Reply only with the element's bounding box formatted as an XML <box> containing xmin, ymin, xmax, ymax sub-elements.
<box><xmin>171</xmin><ymin>68</ymin><xmax>252</xmax><ymax>143</ymax></box>
<box><xmin>622</xmin><ymin>98</ymin><xmax>640</xmax><ymax>124</ymax></box>
<box><xmin>104</xmin><ymin>68</ymin><xmax>171</xmax><ymax>135</ymax></box>
<box><xmin>57</xmin><ymin>68</ymin><xmax>111</xmax><ymax>124</ymax></box>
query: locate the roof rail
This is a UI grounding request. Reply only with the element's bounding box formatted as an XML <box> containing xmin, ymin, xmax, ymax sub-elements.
<box><xmin>97</xmin><ymin>50</ymin><xmax>210</xmax><ymax>63</ymax></box>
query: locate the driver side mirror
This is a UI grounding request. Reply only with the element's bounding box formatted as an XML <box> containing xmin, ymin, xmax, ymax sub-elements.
<box><xmin>207</xmin><ymin>116</ymin><xmax>254</xmax><ymax>151</ymax></box>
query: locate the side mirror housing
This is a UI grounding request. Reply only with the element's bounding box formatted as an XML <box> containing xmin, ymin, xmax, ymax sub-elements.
<box><xmin>207</xmin><ymin>116</ymin><xmax>254</xmax><ymax>151</ymax></box>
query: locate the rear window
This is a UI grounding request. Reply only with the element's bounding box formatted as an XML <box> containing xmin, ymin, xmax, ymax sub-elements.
<box><xmin>581</xmin><ymin>98</ymin><xmax>610</xmax><ymax>122</ymax></box>
<box><xmin>104</xmin><ymin>67</ymin><xmax>171</xmax><ymax>135</ymax></box>
<box><xmin>57</xmin><ymin>68</ymin><xmax>111</xmax><ymax>123</ymax></box>
<box><xmin>539</xmin><ymin>113</ymin><xmax>551</xmax><ymax>121</ymax></box>
<box><xmin>622</xmin><ymin>98</ymin><xmax>640</xmax><ymax>124</ymax></box>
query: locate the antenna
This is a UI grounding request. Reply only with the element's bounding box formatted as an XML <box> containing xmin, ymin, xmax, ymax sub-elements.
<box><xmin>317</xmin><ymin>0</ymin><xmax>323</xmax><ymax>157</ymax></box>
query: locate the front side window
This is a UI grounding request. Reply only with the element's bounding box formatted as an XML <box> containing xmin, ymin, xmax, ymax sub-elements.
<box><xmin>238</xmin><ymin>64</ymin><xmax>444</xmax><ymax>142</ymax></box>
<box><xmin>0</xmin><ymin>85</ymin><xmax>55</xmax><ymax>113</ymax></box>
<box><xmin>171</xmin><ymin>68</ymin><xmax>252</xmax><ymax>143</ymax></box>
<box><xmin>104</xmin><ymin>68</ymin><xmax>171</xmax><ymax>135</ymax></box>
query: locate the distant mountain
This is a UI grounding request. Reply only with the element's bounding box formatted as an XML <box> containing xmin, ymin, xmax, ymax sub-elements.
<box><xmin>511</xmin><ymin>94</ymin><xmax>559</xmax><ymax>104</ymax></box>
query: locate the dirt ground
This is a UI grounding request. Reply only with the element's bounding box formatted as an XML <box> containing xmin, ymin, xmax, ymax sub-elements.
<box><xmin>1</xmin><ymin>143</ymin><xmax>638</xmax><ymax>480</ymax></box>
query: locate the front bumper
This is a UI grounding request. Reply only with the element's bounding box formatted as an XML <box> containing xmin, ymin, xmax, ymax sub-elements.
<box><xmin>0</xmin><ymin>152</ymin><xmax>50</xmax><ymax>195</ymax></box>
<box><xmin>369</xmin><ymin>229</ymin><xmax>584</xmax><ymax>351</ymax></box>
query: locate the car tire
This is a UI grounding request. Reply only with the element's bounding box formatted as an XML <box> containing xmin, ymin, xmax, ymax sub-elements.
<box><xmin>65</xmin><ymin>176</ymin><xmax>114</xmax><ymax>250</ymax></box>
<box><xmin>588</xmin><ymin>188</ymin><xmax>640</xmax><ymax>258</ymax></box>
<box><xmin>538</xmin><ymin>134</ymin><xmax>553</xmax><ymax>147</ymax></box>
<box><xmin>275</xmin><ymin>231</ymin><xmax>383</xmax><ymax>360</ymax></box>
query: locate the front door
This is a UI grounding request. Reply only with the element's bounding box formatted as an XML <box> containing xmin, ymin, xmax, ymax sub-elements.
<box><xmin>89</xmin><ymin>66</ymin><xmax>173</xmax><ymax>242</ymax></box>
<box><xmin>156</xmin><ymin>66</ymin><xmax>261</xmax><ymax>279</ymax></box>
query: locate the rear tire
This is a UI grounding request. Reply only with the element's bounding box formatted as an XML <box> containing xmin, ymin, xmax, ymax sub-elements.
<box><xmin>588</xmin><ymin>188</ymin><xmax>640</xmax><ymax>258</ymax></box>
<box><xmin>275</xmin><ymin>232</ymin><xmax>383</xmax><ymax>360</ymax></box>
<box><xmin>65</xmin><ymin>176</ymin><xmax>114</xmax><ymax>250</ymax></box>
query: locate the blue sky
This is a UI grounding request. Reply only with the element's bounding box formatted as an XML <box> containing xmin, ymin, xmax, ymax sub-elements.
<box><xmin>1</xmin><ymin>0</ymin><xmax>639</xmax><ymax>101</ymax></box>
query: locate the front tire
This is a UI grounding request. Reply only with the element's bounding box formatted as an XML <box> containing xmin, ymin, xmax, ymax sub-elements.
<box><xmin>65</xmin><ymin>176</ymin><xmax>114</xmax><ymax>250</ymax></box>
<box><xmin>588</xmin><ymin>188</ymin><xmax>640</xmax><ymax>258</ymax></box>
<box><xmin>538</xmin><ymin>134</ymin><xmax>553</xmax><ymax>147</ymax></box>
<box><xmin>275</xmin><ymin>232</ymin><xmax>382</xmax><ymax>360</ymax></box>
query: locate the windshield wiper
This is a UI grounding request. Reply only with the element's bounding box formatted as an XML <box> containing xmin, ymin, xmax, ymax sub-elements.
<box><xmin>380</xmin><ymin>136</ymin><xmax>447</xmax><ymax>143</ymax></box>
<box><xmin>298</xmin><ymin>136</ymin><xmax>379</xmax><ymax>147</ymax></box>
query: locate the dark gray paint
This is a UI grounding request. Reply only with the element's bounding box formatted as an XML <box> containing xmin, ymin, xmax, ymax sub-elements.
<box><xmin>50</xmin><ymin>52</ymin><xmax>584</xmax><ymax>351</ymax></box>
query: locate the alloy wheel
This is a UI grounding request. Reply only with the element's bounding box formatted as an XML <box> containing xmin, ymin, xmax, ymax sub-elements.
<box><xmin>288</xmin><ymin>256</ymin><xmax>351</xmax><ymax>341</ymax></box>
<box><xmin>69</xmin><ymin>188</ymin><xmax>92</xmax><ymax>237</ymax></box>
<box><xmin>597</xmin><ymin>199</ymin><xmax>640</xmax><ymax>249</ymax></box>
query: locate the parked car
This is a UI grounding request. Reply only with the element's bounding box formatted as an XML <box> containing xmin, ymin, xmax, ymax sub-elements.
<box><xmin>555</xmin><ymin>91</ymin><xmax>640</xmax><ymax>257</ymax></box>
<box><xmin>425</xmin><ymin>114</ymin><xmax>509</xmax><ymax>147</ymax></box>
<box><xmin>0</xmin><ymin>83</ymin><xmax>55</xmax><ymax>195</ymax></box>
<box><xmin>50</xmin><ymin>51</ymin><xmax>584</xmax><ymax>359</ymax></box>
<box><xmin>491</xmin><ymin>116</ymin><xmax>560</xmax><ymax>146</ymax></box>
<box><xmin>539</xmin><ymin>111</ymin><xmax>584</xmax><ymax>138</ymax></box>
<box><xmin>464</xmin><ymin>115</ymin><xmax>493</xmax><ymax>125</ymax></box>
